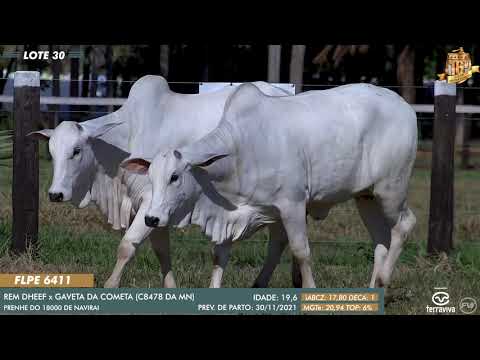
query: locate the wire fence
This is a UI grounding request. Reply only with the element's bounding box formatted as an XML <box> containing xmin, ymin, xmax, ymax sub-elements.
<box><xmin>1</xmin><ymin>76</ymin><xmax>480</xmax><ymax>89</ymax></box>
<box><xmin>0</xmin><ymin>77</ymin><xmax>478</xmax><ymax>247</ymax></box>
<box><xmin>2</xmin><ymin>76</ymin><xmax>480</xmax><ymax>89</ymax></box>
<box><xmin>0</xmin><ymin>77</ymin><xmax>479</xmax><ymax>146</ymax></box>
<box><xmin>0</xmin><ymin>79</ymin><xmax>480</xmax><ymax>148</ymax></box>
<box><xmin>0</xmin><ymin>61</ymin><xmax>477</xmax><ymax>265</ymax></box>
<box><xmin>0</xmin><ymin>77</ymin><xmax>478</xmax><ymax>100</ymax></box>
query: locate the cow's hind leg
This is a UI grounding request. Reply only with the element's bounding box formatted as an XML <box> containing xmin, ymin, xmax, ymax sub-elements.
<box><xmin>372</xmin><ymin>180</ymin><xmax>416</xmax><ymax>288</ymax></box>
<box><xmin>291</xmin><ymin>257</ymin><xmax>303</xmax><ymax>288</ymax></box>
<box><xmin>104</xmin><ymin>200</ymin><xmax>152</xmax><ymax>288</ymax></box>
<box><xmin>355</xmin><ymin>195</ymin><xmax>390</xmax><ymax>288</ymax></box>
<box><xmin>150</xmin><ymin>228</ymin><xmax>176</xmax><ymax>288</ymax></box>
<box><xmin>280</xmin><ymin>202</ymin><xmax>316</xmax><ymax>288</ymax></box>
<box><xmin>379</xmin><ymin>206</ymin><xmax>416</xmax><ymax>287</ymax></box>
<box><xmin>252</xmin><ymin>222</ymin><xmax>289</xmax><ymax>288</ymax></box>
<box><xmin>292</xmin><ymin>206</ymin><xmax>331</xmax><ymax>288</ymax></box>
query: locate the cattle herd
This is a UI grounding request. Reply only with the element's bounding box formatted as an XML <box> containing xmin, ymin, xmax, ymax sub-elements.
<box><xmin>29</xmin><ymin>75</ymin><xmax>418</xmax><ymax>290</ymax></box>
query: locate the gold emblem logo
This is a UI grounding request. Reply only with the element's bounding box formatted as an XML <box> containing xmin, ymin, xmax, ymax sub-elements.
<box><xmin>438</xmin><ymin>47</ymin><xmax>479</xmax><ymax>84</ymax></box>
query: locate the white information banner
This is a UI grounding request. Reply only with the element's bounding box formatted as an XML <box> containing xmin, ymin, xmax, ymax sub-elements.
<box><xmin>199</xmin><ymin>82</ymin><xmax>296</xmax><ymax>95</ymax></box>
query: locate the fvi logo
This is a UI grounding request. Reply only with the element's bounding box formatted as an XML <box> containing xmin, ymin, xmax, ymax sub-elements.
<box><xmin>459</xmin><ymin>297</ymin><xmax>477</xmax><ymax>314</ymax></box>
<box><xmin>426</xmin><ymin>287</ymin><xmax>456</xmax><ymax>314</ymax></box>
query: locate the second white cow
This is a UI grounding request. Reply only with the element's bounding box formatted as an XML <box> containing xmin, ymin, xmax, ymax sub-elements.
<box><xmin>126</xmin><ymin>83</ymin><xmax>418</xmax><ymax>289</ymax></box>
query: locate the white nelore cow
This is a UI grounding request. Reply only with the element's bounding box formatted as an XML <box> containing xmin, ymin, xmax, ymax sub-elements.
<box><xmin>29</xmin><ymin>75</ymin><xmax>291</xmax><ymax>288</ymax></box>
<box><xmin>126</xmin><ymin>83</ymin><xmax>418</xmax><ymax>289</ymax></box>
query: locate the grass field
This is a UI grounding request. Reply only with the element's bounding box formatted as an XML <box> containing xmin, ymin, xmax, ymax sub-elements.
<box><xmin>0</xmin><ymin>156</ymin><xmax>479</xmax><ymax>315</ymax></box>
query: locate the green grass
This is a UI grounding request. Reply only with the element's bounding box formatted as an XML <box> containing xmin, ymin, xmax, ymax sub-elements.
<box><xmin>0</xmin><ymin>158</ymin><xmax>479</xmax><ymax>315</ymax></box>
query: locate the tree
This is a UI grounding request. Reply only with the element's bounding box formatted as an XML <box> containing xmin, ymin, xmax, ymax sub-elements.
<box><xmin>312</xmin><ymin>45</ymin><xmax>372</xmax><ymax>83</ymax></box>
<box><xmin>290</xmin><ymin>45</ymin><xmax>306</xmax><ymax>93</ymax></box>
<box><xmin>0</xmin><ymin>45</ymin><xmax>18</xmax><ymax>96</ymax></box>
<box><xmin>50</xmin><ymin>45</ymin><xmax>62</xmax><ymax>126</ymax></box>
<box><xmin>81</xmin><ymin>46</ymin><xmax>91</xmax><ymax>98</ymax></box>
<box><xmin>396</xmin><ymin>45</ymin><xmax>416</xmax><ymax>103</ymax></box>
<box><xmin>201</xmin><ymin>44</ymin><xmax>209</xmax><ymax>82</ymax></box>
<box><xmin>160</xmin><ymin>45</ymin><xmax>170</xmax><ymax>79</ymax></box>
<box><xmin>70</xmin><ymin>45</ymin><xmax>80</xmax><ymax>98</ymax></box>
<box><xmin>104</xmin><ymin>45</ymin><xmax>115</xmax><ymax>113</ymax></box>
<box><xmin>268</xmin><ymin>45</ymin><xmax>281</xmax><ymax>83</ymax></box>
<box><xmin>312</xmin><ymin>44</ymin><xmax>422</xmax><ymax>103</ymax></box>
<box><xmin>89</xmin><ymin>46</ymin><xmax>107</xmax><ymax>98</ymax></box>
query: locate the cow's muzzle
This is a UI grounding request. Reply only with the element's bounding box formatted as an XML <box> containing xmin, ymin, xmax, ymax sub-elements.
<box><xmin>145</xmin><ymin>215</ymin><xmax>160</xmax><ymax>228</ymax></box>
<box><xmin>49</xmin><ymin>192</ymin><xmax>64</xmax><ymax>202</ymax></box>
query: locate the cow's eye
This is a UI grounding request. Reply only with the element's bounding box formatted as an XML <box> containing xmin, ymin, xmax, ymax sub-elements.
<box><xmin>72</xmin><ymin>147</ymin><xmax>81</xmax><ymax>157</ymax></box>
<box><xmin>170</xmin><ymin>173</ymin><xmax>179</xmax><ymax>183</ymax></box>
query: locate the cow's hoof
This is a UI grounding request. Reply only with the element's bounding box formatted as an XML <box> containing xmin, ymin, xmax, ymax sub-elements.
<box><xmin>291</xmin><ymin>272</ymin><xmax>302</xmax><ymax>288</ymax></box>
<box><xmin>251</xmin><ymin>281</ymin><xmax>268</xmax><ymax>288</ymax></box>
<box><xmin>104</xmin><ymin>280</ymin><xmax>119</xmax><ymax>289</ymax></box>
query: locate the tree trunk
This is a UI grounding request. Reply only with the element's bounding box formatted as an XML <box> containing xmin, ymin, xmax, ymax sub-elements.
<box><xmin>160</xmin><ymin>45</ymin><xmax>170</xmax><ymax>79</ymax></box>
<box><xmin>457</xmin><ymin>86</ymin><xmax>472</xmax><ymax>169</ymax></box>
<box><xmin>81</xmin><ymin>46</ymin><xmax>91</xmax><ymax>98</ymax></box>
<box><xmin>201</xmin><ymin>45</ymin><xmax>209</xmax><ymax>82</ymax></box>
<box><xmin>69</xmin><ymin>45</ymin><xmax>80</xmax><ymax>127</ymax></box>
<box><xmin>88</xmin><ymin>47</ymin><xmax>104</xmax><ymax>117</ymax></box>
<box><xmin>89</xmin><ymin>57</ymin><xmax>98</xmax><ymax>98</ymax></box>
<box><xmin>50</xmin><ymin>44</ymin><xmax>61</xmax><ymax>128</ymax></box>
<box><xmin>70</xmin><ymin>45</ymin><xmax>80</xmax><ymax>98</ymax></box>
<box><xmin>105</xmin><ymin>45</ymin><xmax>114</xmax><ymax>112</ymax></box>
<box><xmin>0</xmin><ymin>56</ymin><xmax>16</xmax><ymax>95</ymax></box>
<box><xmin>397</xmin><ymin>45</ymin><xmax>416</xmax><ymax>103</ymax></box>
<box><xmin>455</xmin><ymin>86</ymin><xmax>464</xmax><ymax>147</ymax></box>
<box><xmin>46</xmin><ymin>45</ymin><xmax>62</xmax><ymax>160</ymax></box>
<box><xmin>461</xmin><ymin>114</ymin><xmax>472</xmax><ymax>169</ymax></box>
<box><xmin>25</xmin><ymin>44</ymin><xmax>38</xmax><ymax>71</ymax></box>
<box><xmin>268</xmin><ymin>45</ymin><xmax>281</xmax><ymax>83</ymax></box>
<box><xmin>289</xmin><ymin>45</ymin><xmax>306</xmax><ymax>93</ymax></box>
<box><xmin>16</xmin><ymin>45</ymin><xmax>24</xmax><ymax>71</ymax></box>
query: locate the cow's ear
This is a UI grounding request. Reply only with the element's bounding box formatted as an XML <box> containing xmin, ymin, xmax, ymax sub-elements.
<box><xmin>120</xmin><ymin>158</ymin><xmax>151</xmax><ymax>174</ymax></box>
<box><xmin>27</xmin><ymin>129</ymin><xmax>53</xmax><ymax>141</ymax></box>
<box><xmin>179</xmin><ymin>149</ymin><xmax>229</xmax><ymax>168</ymax></box>
<box><xmin>81</xmin><ymin>121</ymin><xmax>121</xmax><ymax>139</ymax></box>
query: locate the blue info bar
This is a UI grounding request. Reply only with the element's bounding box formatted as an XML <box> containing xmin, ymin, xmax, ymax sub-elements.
<box><xmin>0</xmin><ymin>288</ymin><xmax>384</xmax><ymax>315</ymax></box>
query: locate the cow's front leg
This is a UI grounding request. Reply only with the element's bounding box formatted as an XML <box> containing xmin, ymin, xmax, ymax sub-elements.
<box><xmin>104</xmin><ymin>201</ymin><xmax>153</xmax><ymax>288</ymax></box>
<box><xmin>209</xmin><ymin>241</ymin><xmax>233</xmax><ymax>288</ymax></box>
<box><xmin>150</xmin><ymin>227</ymin><xmax>176</xmax><ymax>288</ymax></box>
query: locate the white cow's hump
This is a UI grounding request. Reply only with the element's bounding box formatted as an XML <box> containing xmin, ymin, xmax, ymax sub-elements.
<box><xmin>127</xmin><ymin>75</ymin><xmax>170</xmax><ymax>101</ymax></box>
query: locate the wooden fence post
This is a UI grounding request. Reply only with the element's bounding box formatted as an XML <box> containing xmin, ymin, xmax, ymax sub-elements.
<box><xmin>11</xmin><ymin>71</ymin><xmax>40</xmax><ymax>254</ymax></box>
<box><xmin>427</xmin><ymin>80</ymin><xmax>456</xmax><ymax>254</ymax></box>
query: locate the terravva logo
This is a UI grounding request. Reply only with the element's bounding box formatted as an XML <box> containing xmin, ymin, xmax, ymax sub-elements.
<box><xmin>426</xmin><ymin>288</ymin><xmax>456</xmax><ymax>314</ymax></box>
<box><xmin>432</xmin><ymin>289</ymin><xmax>450</xmax><ymax>306</ymax></box>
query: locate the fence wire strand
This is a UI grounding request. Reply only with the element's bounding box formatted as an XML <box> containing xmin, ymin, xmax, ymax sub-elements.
<box><xmin>2</xmin><ymin>77</ymin><xmax>480</xmax><ymax>89</ymax></box>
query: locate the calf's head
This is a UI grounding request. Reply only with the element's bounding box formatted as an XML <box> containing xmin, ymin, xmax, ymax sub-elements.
<box><xmin>121</xmin><ymin>149</ymin><xmax>228</xmax><ymax>228</ymax></box>
<box><xmin>28</xmin><ymin>120</ymin><xmax>119</xmax><ymax>206</ymax></box>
